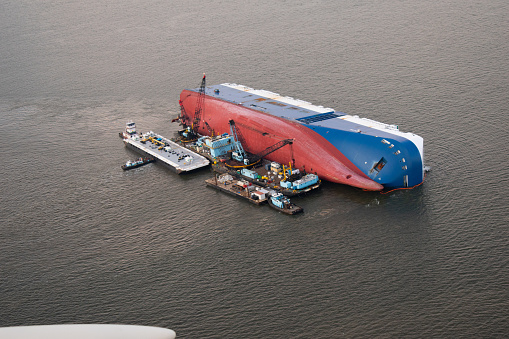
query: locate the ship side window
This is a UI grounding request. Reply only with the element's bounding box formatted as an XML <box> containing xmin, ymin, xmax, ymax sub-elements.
<box><xmin>370</xmin><ymin>157</ymin><xmax>387</xmax><ymax>174</ymax></box>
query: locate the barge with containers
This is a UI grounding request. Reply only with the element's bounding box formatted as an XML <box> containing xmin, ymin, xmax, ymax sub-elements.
<box><xmin>176</xmin><ymin>75</ymin><xmax>425</xmax><ymax>190</ymax></box>
<box><xmin>120</xmin><ymin>121</ymin><xmax>209</xmax><ymax>174</ymax></box>
<box><xmin>205</xmin><ymin>173</ymin><xmax>270</xmax><ymax>205</ymax></box>
<box><xmin>211</xmin><ymin>159</ymin><xmax>320</xmax><ymax>197</ymax></box>
<box><xmin>205</xmin><ymin>173</ymin><xmax>302</xmax><ymax>214</ymax></box>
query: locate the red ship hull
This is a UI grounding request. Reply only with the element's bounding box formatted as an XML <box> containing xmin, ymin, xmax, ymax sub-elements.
<box><xmin>180</xmin><ymin>90</ymin><xmax>383</xmax><ymax>191</ymax></box>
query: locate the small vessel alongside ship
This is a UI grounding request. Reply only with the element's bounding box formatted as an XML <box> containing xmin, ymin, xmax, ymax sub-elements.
<box><xmin>267</xmin><ymin>192</ymin><xmax>303</xmax><ymax>215</ymax></box>
<box><xmin>120</xmin><ymin>121</ymin><xmax>209</xmax><ymax>174</ymax></box>
<box><xmin>121</xmin><ymin>157</ymin><xmax>154</xmax><ymax>170</ymax></box>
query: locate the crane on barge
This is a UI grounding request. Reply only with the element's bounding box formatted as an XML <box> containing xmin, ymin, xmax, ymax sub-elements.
<box><xmin>174</xmin><ymin>74</ymin><xmax>208</xmax><ymax>142</ymax></box>
<box><xmin>227</xmin><ymin>119</ymin><xmax>293</xmax><ymax>167</ymax></box>
<box><xmin>192</xmin><ymin>74</ymin><xmax>206</xmax><ymax>132</ymax></box>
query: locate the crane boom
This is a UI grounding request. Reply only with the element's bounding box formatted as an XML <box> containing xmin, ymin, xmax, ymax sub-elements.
<box><xmin>251</xmin><ymin>139</ymin><xmax>293</xmax><ymax>163</ymax></box>
<box><xmin>192</xmin><ymin>74</ymin><xmax>206</xmax><ymax>131</ymax></box>
<box><xmin>228</xmin><ymin>120</ymin><xmax>248</xmax><ymax>163</ymax></box>
<box><xmin>228</xmin><ymin>119</ymin><xmax>292</xmax><ymax>166</ymax></box>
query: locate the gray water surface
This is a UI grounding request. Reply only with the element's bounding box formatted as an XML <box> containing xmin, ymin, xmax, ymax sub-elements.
<box><xmin>1</xmin><ymin>0</ymin><xmax>508</xmax><ymax>337</ymax></box>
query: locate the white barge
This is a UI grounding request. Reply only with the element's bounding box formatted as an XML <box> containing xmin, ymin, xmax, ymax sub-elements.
<box><xmin>121</xmin><ymin>121</ymin><xmax>209</xmax><ymax>174</ymax></box>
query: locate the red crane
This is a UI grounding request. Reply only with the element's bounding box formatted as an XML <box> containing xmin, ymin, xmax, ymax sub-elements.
<box><xmin>174</xmin><ymin>74</ymin><xmax>206</xmax><ymax>126</ymax></box>
<box><xmin>192</xmin><ymin>74</ymin><xmax>206</xmax><ymax>132</ymax></box>
<box><xmin>174</xmin><ymin>74</ymin><xmax>207</xmax><ymax>141</ymax></box>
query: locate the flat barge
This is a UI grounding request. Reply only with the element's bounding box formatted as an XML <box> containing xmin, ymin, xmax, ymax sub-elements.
<box><xmin>121</xmin><ymin>121</ymin><xmax>209</xmax><ymax>174</ymax></box>
<box><xmin>211</xmin><ymin>159</ymin><xmax>320</xmax><ymax>197</ymax></box>
<box><xmin>205</xmin><ymin>174</ymin><xmax>270</xmax><ymax>205</ymax></box>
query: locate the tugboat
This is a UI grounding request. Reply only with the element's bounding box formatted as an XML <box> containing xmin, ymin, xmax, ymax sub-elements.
<box><xmin>267</xmin><ymin>192</ymin><xmax>303</xmax><ymax>215</ymax></box>
<box><xmin>119</xmin><ymin>120</ymin><xmax>138</xmax><ymax>139</ymax></box>
<box><xmin>121</xmin><ymin>157</ymin><xmax>154</xmax><ymax>170</ymax></box>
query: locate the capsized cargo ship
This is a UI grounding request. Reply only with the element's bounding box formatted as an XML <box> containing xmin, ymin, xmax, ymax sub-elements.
<box><xmin>178</xmin><ymin>81</ymin><xmax>424</xmax><ymax>190</ymax></box>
